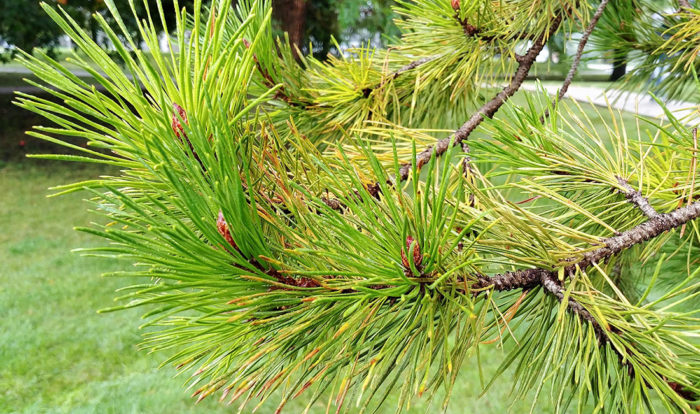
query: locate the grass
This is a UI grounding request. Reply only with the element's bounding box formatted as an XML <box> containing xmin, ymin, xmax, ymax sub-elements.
<box><xmin>0</xmin><ymin>93</ymin><xmax>661</xmax><ymax>413</ymax></box>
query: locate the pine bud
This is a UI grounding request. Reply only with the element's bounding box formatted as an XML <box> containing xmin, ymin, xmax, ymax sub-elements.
<box><xmin>451</xmin><ymin>0</ymin><xmax>460</xmax><ymax>11</ymax></box>
<box><xmin>401</xmin><ymin>235</ymin><xmax>423</xmax><ymax>270</ymax></box>
<box><xmin>171</xmin><ymin>103</ymin><xmax>188</xmax><ymax>139</ymax></box>
<box><xmin>170</xmin><ymin>102</ymin><xmax>207</xmax><ymax>171</ymax></box>
<box><xmin>217</xmin><ymin>211</ymin><xmax>238</xmax><ymax>250</ymax></box>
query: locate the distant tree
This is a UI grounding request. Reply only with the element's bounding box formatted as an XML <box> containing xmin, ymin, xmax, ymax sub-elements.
<box><xmin>273</xmin><ymin>0</ymin><xmax>397</xmax><ymax>57</ymax></box>
<box><xmin>272</xmin><ymin>0</ymin><xmax>309</xmax><ymax>54</ymax></box>
<box><xmin>337</xmin><ymin>0</ymin><xmax>399</xmax><ymax>46</ymax></box>
<box><xmin>0</xmin><ymin>0</ymin><xmax>195</xmax><ymax>61</ymax></box>
<box><xmin>0</xmin><ymin>1</ymin><xmax>64</xmax><ymax>61</ymax></box>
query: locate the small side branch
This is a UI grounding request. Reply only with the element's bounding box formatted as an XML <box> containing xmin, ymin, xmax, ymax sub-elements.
<box><xmin>556</xmin><ymin>0</ymin><xmax>610</xmax><ymax>102</ymax></box>
<box><xmin>541</xmin><ymin>0</ymin><xmax>610</xmax><ymax>121</ymax></box>
<box><xmin>393</xmin><ymin>56</ymin><xmax>439</xmax><ymax>78</ymax></box>
<box><xmin>540</xmin><ymin>274</ymin><xmax>643</xmax><ymax>386</ymax></box>
<box><xmin>616</xmin><ymin>177</ymin><xmax>659</xmax><ymax>218</ymax></box>
<box><xmin>539</xmin><ymin>273</ymin><xmax>610</xmax><ymax>343</ymax></box>
<box><xmin>367</xmin><ymin>56</ymin><xmax>441</xmax><ymax>95</ymax></box>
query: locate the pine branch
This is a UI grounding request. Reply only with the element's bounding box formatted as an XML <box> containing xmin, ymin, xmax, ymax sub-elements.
<box><xmin>616</xmin><ymin>176</ymin><xmax>659</xmax><ymax>218</ymax></box>
<box><xmin>474</xmin><ymin>200</ymin><xmax>700</xmax><ymax>291</ymax></box>
<box><xmin>391</xmin><ymin>56</ymin><xmax>439</xmax><ymax>78</ymax></box>
<box><xmin>326</xmin><ymin>11</ymin><xmax>566</xmax><ymax>208</ymax></box>
<box><xmin>397</xmin><ymin>12</ymin><xmax>565</xmax><ymax>182</ymax></box>
<box><xmin>478</xmin><ymin>199</ymin><xmax>700</xmax><ymax>392</ymax></box>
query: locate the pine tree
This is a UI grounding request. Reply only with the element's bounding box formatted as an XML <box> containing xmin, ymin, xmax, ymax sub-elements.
<box><xmin>14</xmin><ymin>0</ymin><xmax>700</xmax><ymax>412</ymax></box>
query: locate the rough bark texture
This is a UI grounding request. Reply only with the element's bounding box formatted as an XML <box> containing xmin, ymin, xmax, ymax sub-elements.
<box><xmin>540</xmin><ymin>0</ymin><xmax>610</xmax><ymax>122</ymax></box>
<box><xmin>617</xmin><ymin>177</ymin><xmax>659</xmax><ymax>218</ymax></box>
<box><xmin>556</xmin><ymin>0</ymin><xmax>610</xmax><ymax>101</ymax></box>
<box><xmin>474</xmin><ymin>201</ymin><xmax>700</xmax><ymax>291</ymax></box>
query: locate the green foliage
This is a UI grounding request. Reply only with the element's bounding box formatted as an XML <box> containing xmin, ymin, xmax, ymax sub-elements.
<box><xmin>592</xmin><ymin>0</ymin><xmax>700</xmax><ymax>100</ymax></box>
<box><xmin>337</xmin><ymin>0</ymin><xmax>400</xmax><ymax>46</ymax></box>
<box><xmin>14</xmin><ymin>0</ymin><xmax>700</xmax><ymax>413</ymax></box>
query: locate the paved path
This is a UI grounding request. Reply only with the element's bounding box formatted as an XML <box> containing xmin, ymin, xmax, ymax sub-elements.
<box><xmin>0</xmin><ymin>66</ymin><xmax>104</xmax><ymax>95</ymax></box>
<box><xmin>523</xmin><ymin>83</ymin><xmax>699</xmax><ymax>122</ymax></box>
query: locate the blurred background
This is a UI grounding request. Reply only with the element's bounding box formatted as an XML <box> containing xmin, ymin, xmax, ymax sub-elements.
<box><xmin>0</xmin><ymin>1</ymin><xmax>670</xmax><ymax>413</ymax></box>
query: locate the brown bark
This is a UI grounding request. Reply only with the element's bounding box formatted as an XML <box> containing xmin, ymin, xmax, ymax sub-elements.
<box><xmin>616</xmin><ymin>177</ymin><xmax>658</xmax><ymax>218</ymax></box>
<box><xmin>273</xmin><ymin>0</ymin><xmax>308</xmax><ymax>52</ymax></box>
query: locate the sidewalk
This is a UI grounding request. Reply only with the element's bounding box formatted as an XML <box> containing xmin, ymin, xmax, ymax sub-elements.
<box><xmin>523</xmin><ymin>83</ymin><xmax>699</xmax><ymax>122</ymax></box>
<box><xmin>0</xmin><ymin>66</ymin><xmax>101</xmax><ymax>95</ymax></box>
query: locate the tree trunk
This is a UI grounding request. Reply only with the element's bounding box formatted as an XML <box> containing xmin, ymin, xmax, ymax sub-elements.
<box><xmin>272</xmin><ymin>0</ymin><xmax>307</xmax><ymax>53</ymax></box>
<box><xmin>610</xmin><ymin>54</ymin><xmax>627</xmax><ymax>81</ymax></box>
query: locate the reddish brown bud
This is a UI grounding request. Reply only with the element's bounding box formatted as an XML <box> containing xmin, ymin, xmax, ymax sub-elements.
<box><xmin>217</xmin><ymin>211</ymin><xmax>238</xmax><ymax>250</ymax></box>
<box><xmin>170</xmin><ymin>102</ymin><xmax>207</xmax><ymax>171</ymax></box>
<box><xmin>298</xmin><ymin>277</ymin><xmax>320</xmax><ymax>288</ymax></box>
<box><xmin>451</xmin><ymin>0</ymin><xmax>460</xmax><ymax>11</ymax></box>
<box><xmin>171</xmin><ymin>103</ymin><xmax>188</xmax><ymax>139</ymax></box>
<box><xmin>401</xmin><ymin>236</ymin><xmax>423</xmax><ymax>270</ymax></box>
<box><xmin>242</xmin><ymin>38</ymin><xmax>251</xmax><ymax>49</ymax></box>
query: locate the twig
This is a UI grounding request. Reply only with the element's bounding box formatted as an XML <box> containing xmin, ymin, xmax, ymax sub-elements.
<box><xmin>393</xmin><ymin>56</ymin><xmax>439</xmax><ymax>78</ymax></box>
<box><xmin>474</xmin><ymin>200</ymin><xmax>700</xmax><ymax>388</ymax></box>
<box><xmin>325</xmin><ymin>12</ymin><xmax>566</xmax><ymax>206</ymax></box>
<box><xmin>397</xmin><ymin>13</ymin><xmax>565</xmax><ymax>182</ymax></box>
<box><xmin>366</xmin><ymin>56</ymin><xmax>441</xmax><ymax>96</ymax></box>
<box><xmin>541</xmin><ymin>0</ymin><xmax>610</xmax><ymax>121</ymax></box>
<box><xmin>616</xmin><ymin>176</ymin><xmax>659</xmax><ymax>218</ymax></box>
<box><xmin>556</xmin><ymin>0</ymin><xmax>610</xmax><ymax>102</ymax></box>
<box><xmin>540</xmin><ymin>273</ymin><xmax>644</xmax><ymax>386</ymax></box>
